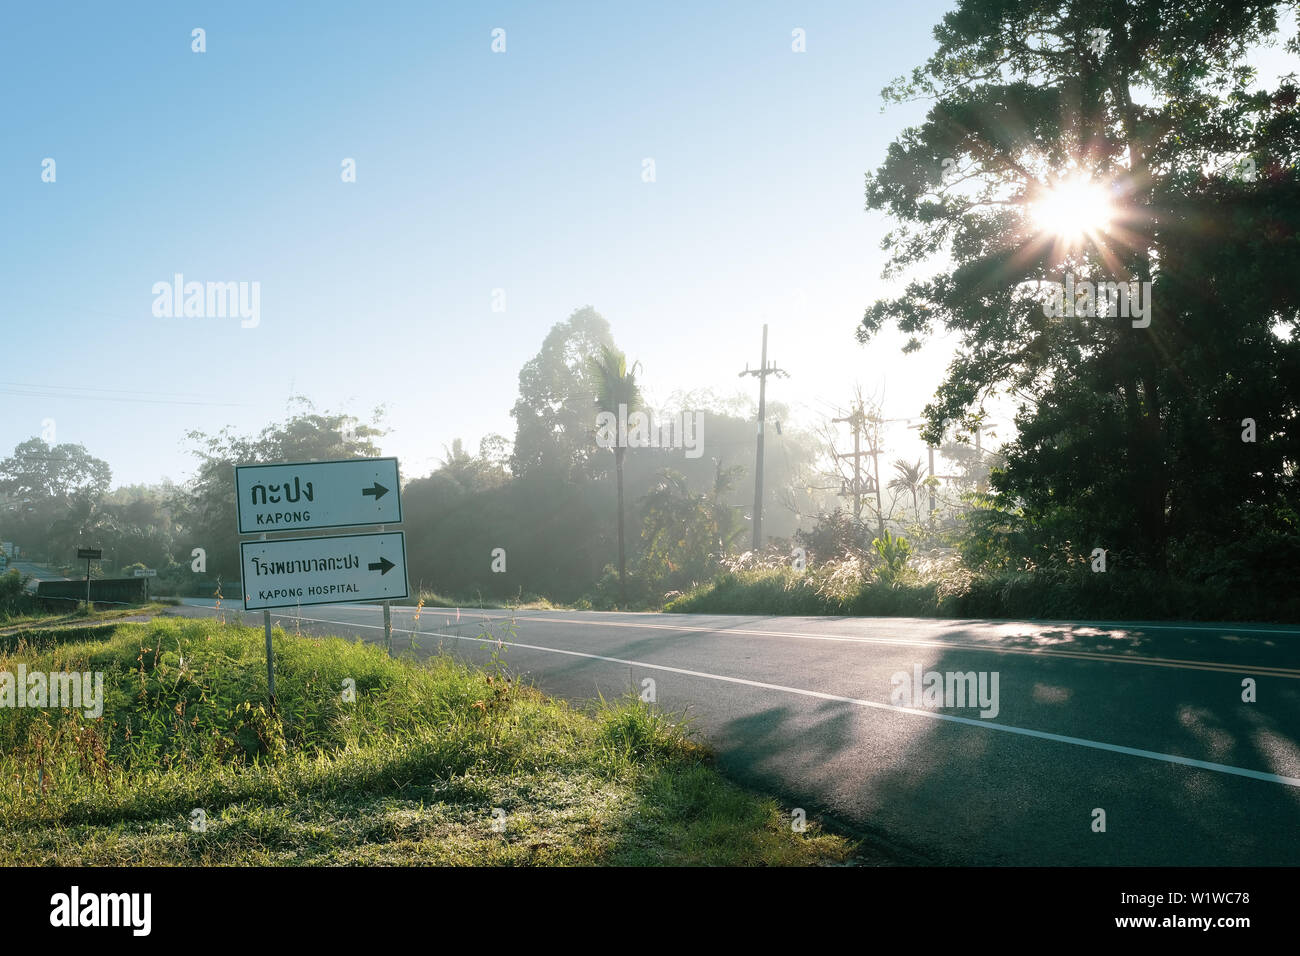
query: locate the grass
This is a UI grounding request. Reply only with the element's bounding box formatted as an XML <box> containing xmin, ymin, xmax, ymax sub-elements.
<box><xmin>399</xmin><ymin>589</ymin><xmax>563</xmax><ymax>611</ymax></box>
<box><xmin>0</xmin><ymin>616</ymin><xmax>853</xmax><ymax>865</ymax></box>
<box><xmin>1</xmin><ymin>568</ymin><xmax>178</xmax><ymax>627</ymax></box>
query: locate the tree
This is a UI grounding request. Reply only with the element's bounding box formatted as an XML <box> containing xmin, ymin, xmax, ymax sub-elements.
<box><xmin>0</xmin><ymin>438</ymin><xmax>112</xmax><ymax>561</ymax></box>
<box><xmin>888</xmin><ymin>458</ymin><xmax>928</xmax><ymax>525</ymax></box>
<box><xmin>436</xmin><ymin>437</ymin><xmax>509</xmax><ymax>493</ymax></box>
<box><xmin>859</xmin><ymin>0</ymin><xmax>1300</xmax><ymax>572</ymax></box>
<box><xmin>636</xmin><ymin>469</ymin><xmax>716</xmax><ymax>597</ymax></box>
<box><xmin>98</xmin><ymin>484</ymin><xmax>180</xmax><ymax>574</ymax></box>
<box><xmin>510</xmin><ymin>307</ymin><xmax>615</xmax><ymax>480</ymax></box>
<box><xmin>795</xmin><ymin>507</ymin><xmax>875</xmax><ymax>563</ymax></box>
<box><xmin>589</xmin><ymin>344</ymin><xmax>643</xmax><ymax>606</ymax></box>
<box><xmin>0</xmin><ymin>438</ymin><xmax>111</xmax><ymax>501</ymax></box>
<box><xmin>709</xmin><ymin>459</ymin><xmax>748</xmax><ymax>554</ymax></box>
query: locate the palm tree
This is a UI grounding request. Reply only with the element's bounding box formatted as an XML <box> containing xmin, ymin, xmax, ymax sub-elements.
<box><xmin>438</xmin><ymin>439</ymin><xmax>475</xmax><ymax>490</ymax></box>
<box><xmin>589</xmin><ymin>345</ymin><xmax>642</xmax><ymax>606</ymax></box>
<box><xmin>888</xmin><ymin>458</ymin><xmax>927</xmax><ymax>525</ymax></box>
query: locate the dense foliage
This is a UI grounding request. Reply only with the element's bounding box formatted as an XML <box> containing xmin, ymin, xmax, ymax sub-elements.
<box><xmin>858</xmin><ymin>0</ymin><xmax>1300</xmax><ymax>608</ymax></box>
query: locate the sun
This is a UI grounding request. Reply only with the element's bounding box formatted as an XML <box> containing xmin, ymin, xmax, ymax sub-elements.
<box><xmin>1029</xmin><ymin>175</ymin><xmax>1116</xmax><ymax>244</ymax></box>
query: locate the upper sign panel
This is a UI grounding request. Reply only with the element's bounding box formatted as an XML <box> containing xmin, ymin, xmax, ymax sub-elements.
<box><xmin>235</xmin><ymin>457</ymin><xmax>402</xmax><ymax>534</ymax></box>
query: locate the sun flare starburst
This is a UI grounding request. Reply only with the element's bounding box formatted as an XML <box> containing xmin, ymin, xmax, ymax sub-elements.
<box><xmin>1030</xmin><ymin>175</ymin><xmax>1116</xmax><ymax>244</ymax></box>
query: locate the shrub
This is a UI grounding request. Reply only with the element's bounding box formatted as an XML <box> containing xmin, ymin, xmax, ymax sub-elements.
<box><xmin>871</xmin><ymin>531</ymin><xmax>912</xmax><ymax>586</ymax></box>
<box><xmin>0</xmin><ymin>570</ymin><xmax>35</xmax><ymax>620</ymax></box>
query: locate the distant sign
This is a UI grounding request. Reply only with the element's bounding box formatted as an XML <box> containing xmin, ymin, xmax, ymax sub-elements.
<box><xmin>77</xmin><ymin>548</ymin><xmax>103</xmax><ymax>560</ymax></box>
<box><xmin>239</xmin><ymin>531</ymin><xmax>408</xmax><ymax>610</ymax></box>
<box><xmin>133</xmin><ymin>568</ymin><xmax>158</xmax><ymax>577</ymax></box>
<box><xmin>235</xmin><ymin>458</ymin><xmax>402</xmax><ymax>534</ymax></box>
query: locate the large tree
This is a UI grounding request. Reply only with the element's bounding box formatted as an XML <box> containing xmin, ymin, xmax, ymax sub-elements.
<box><xmin>0</xmin><ymin>438</ymin><xmax>111</xmax><ymax>502</ymax></box>
<box><xmin>860</xmin><ymin>0</ymin><xmax>1300</xmax><ymax>571</ymax></box>
<box><xmin>0</xmin><ymin>438</ymin><xmax>113</xmax><ymax>562</ymax></box>
<box><xmin>510</xmin><ymin>307</ymin><xmax>615</xmax><ymax>480</ymax></box>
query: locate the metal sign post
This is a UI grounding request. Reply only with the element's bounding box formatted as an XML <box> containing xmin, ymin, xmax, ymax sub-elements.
<box><xmin>264</xmin><ymin>609</ymin><xmax>275</xmax><ymax>708</ymax></box>
<box><xmin>379</xmin><ymin>523</ymin><xmax>392</xmax><ymax>656</ymax></box>
<box><xmin>76</xmin><ymin>548</ymin><xmax>102</xmax><ymax>611</ymax></box>
<box><xmin>260</xmin><ymin>533</ymin><xmax>276</xmax><ymax>710</ymax></box>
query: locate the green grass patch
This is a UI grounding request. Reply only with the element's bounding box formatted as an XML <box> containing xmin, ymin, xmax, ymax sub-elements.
<box><xmin>0</xmin><ymin>617</ymin><xmax>852</xmax><ymax>866</ymax></box>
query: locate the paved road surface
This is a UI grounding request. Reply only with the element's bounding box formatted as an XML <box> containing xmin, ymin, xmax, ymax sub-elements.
<box><xmin>169</xmin><ymin>600</ymin><xmax>1300</xmax><ymax>865</ymax></box>
<box><xmin>5</xmin><ymin>561</ymin><xmax>71</xmax><ymax>590</ymax></box>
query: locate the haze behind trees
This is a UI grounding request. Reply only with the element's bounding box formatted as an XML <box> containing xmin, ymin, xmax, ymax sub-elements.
<box><xmin>0</xmin><ymin>307</ymin><xmax>835</xmax><ymax>605</ymax></box>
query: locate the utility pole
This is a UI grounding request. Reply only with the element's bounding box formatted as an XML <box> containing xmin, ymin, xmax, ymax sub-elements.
<box><xmin>868</xmin><ymin>409</ymin><xmax>884</xmax><ymax>534</ymax></box>
<box><xmin>928</xmin><ymin>444</ymin><xmax>936</xmax><ymax>522</ymax></box>
<box><xmin>739</xmin><ymin>324</ymin><xmax>787</xmax><ymax>551</ymax></box>
<box><xmin>833</xmin><ymin>402</ymin><xmax>885</xmax><ymax>535</ymax></box>
<box><xmin>907</xmin><ymin>421</ymin><xmax>939</xmax><ymax>528</ymax></box>
<box><xmin>833</xmin><ymin>404</ymin><xmax>867</xmax><ymax>521</ymax></box>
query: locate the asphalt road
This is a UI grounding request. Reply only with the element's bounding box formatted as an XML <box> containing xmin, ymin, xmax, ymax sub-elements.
<box><xmin>170</xmin><ymin>599</ymin><xmax>1300</xmax><ymax>865</ymax></box>
<box><xmin>5</xmin><ymin>561</ymin><xmax>70</xmax><ymax>589</ymax></box>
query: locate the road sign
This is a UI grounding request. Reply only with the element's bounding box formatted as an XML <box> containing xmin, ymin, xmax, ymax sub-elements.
<box><xmin>234</xmin><ymin>457</ymin><xmax>402</xmax><ymax>535</ymax></box>
<box><xmin>133</xmin><ymin>568</ymin><xmax>158</xmax><ymax>577</ymax></box>
<box><xmin>239</xmin><ymin>531</ymin><xmax>408</xmax><ymax>610</ymax></box>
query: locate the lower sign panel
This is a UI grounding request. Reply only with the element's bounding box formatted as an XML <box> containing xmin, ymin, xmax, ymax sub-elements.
<box><xmin>240</xmin><ymin>532</ymin><xmax>408</xmax><ymax>610</ymax></box>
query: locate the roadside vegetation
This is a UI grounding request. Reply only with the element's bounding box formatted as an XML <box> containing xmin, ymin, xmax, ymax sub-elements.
<box><xmin>665</xmin><ymin>500</ymin><xmax>1300</xmax><ymax>623</ymax></box>
<box><xmin>1</xmin><ymin>569</ymin><xmax>173</xmax><ymax>628</ymax></box>
<box><xmin>0</xmin><ymin>616</ymin><xmax>853</xmax><ymax>865</ymax></box>
<box><xmin>0</xmin><ymin>569</ymin><xmax>37</xmax><ymax>622</ymax></box>
<box><xmin>665</xmin><ymin>546</ymin><xmax>1299</xmax><ymax>622</ymax></box>
<box><xmin>399</xmin><ymin>589</ymin><xmax>562</xmax><ymax>611</ymax></box>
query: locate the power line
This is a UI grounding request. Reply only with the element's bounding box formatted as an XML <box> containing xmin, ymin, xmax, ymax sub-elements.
<box><xmin>0</xmin><ymin>380</ymin><xmax>211</xmax><ymax>397</ymax></box>
<box><xmin>0</xmin><ymin>381</ymin><xmax>246</xmax><ymax>407</ymax></box>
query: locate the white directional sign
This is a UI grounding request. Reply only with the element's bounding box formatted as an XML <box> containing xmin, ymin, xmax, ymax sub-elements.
<box><xmin>240</xmin><ymin>531</ymin><xmax>408</xmax><ymax>610</ymax></box>
<box><xmin>235</xmin><ymin>457</ymin><xmax>402</xmax><ymax>534</ymax></box>
<box><xmin>133</xmin><ymin>568</ymin><xmax>158</xmax><ymax>577</ymax></box>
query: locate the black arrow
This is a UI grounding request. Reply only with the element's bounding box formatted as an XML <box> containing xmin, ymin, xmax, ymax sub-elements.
<box><xmin>368</xmin><ymin>557</ymin><xmax>396</xmax><ymax>575</ymax></box>
<box><xmin>362</xmin><ymin>482</ymin><xmax>389</xmax><ymax>501</ymax></box>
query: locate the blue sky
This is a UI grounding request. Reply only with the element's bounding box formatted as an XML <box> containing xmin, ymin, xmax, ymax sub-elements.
<box><xmin>3</xmin><ymin>0</ymin><xmax>1011</xmax><ymax>485</ymax></box>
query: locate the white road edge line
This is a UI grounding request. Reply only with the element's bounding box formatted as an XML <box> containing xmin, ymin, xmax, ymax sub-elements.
<box><xmin>192</xmin><ymin>606</ymin><xmax>1300</xmax><ymax>789</ymax></box>
<box><xmin>391</xmin><ymin>607</ymin><xmax>1300</xmax><ymax>678</ymax></box>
